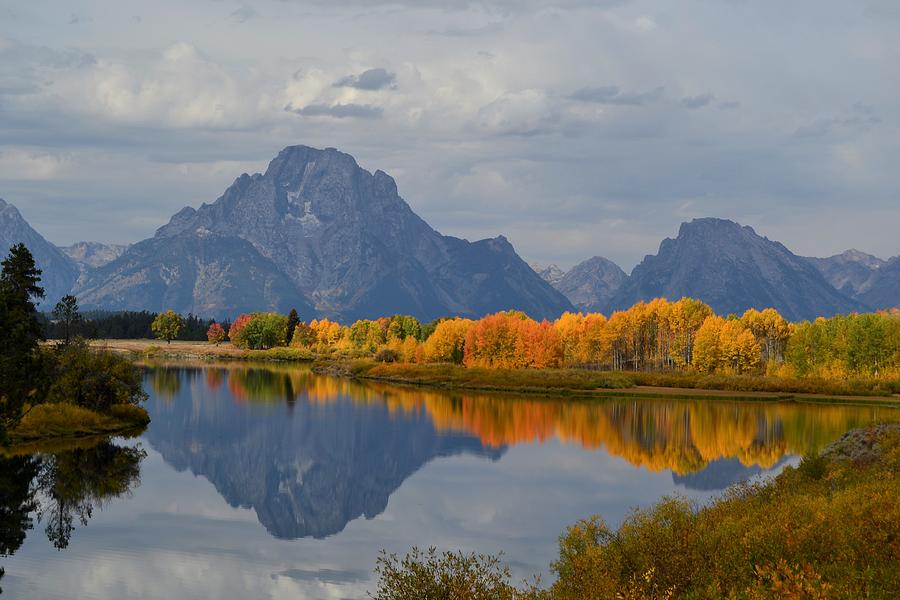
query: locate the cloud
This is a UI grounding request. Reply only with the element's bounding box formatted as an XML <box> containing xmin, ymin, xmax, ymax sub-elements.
<box><xmin>569</xmin><ymin>85</ymin><xmax>664</xmax><ymax>106</ymax></box>
<box><xmin>426</xmin><ymin>22</ymin><xmax>504</xmax><ymax>36</ymax></box>
<box><xmin>793</xmin><ymin>104</ymin><xmax>882</xmax><ymax>138</ymax></box>
<box><xmin>333</xmin><ymin>68</ymin><xmax>397</xmax><ymax>90</ymax></box>
<box><xmin>288</xmin><ymin>102</ymin><xmax>384</xmax><ymax>119</ymax></box>
<box><xmin>681</xmin><ymin>93</ymin><xmax>714</xmax><ymax>109</ymax></box>
<box><xmin>229</xmin><ymin>6</ymin><xmax>258</xmax><ymax>23</ymax></box>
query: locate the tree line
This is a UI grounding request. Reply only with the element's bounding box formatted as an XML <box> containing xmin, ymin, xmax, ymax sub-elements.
<box><xmin>201</xmin><ymin>298</ymin><xmax>899</xmax><ymax>380</ymax></box>
<box><xmin>0</xmin><ymin>244</ymin><xmax>147</xmax><ymax>444</ymax></box>
<box><xmin>41</xmin><ymin>309</ymin><xmax>223</xmax><ymax>341</ymax></box>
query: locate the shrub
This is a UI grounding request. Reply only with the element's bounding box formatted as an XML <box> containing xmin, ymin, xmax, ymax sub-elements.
<box><xmin>44</xmin><ymin>340</ymin><xmax>147</xmax><ymax>411</ymax></box>
<box><xmin>374</xmin><ymin>348</ymin><xmax>399</xmax><ymax>363</ymax></box>
<box><xmin>371</xmin><ymin>547</ymin><xmax>540</xmax><ymax>600</ymax></box>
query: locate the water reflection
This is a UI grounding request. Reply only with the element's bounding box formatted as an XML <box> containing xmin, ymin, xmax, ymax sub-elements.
<box><xmin>144</xmin><ymin>363</ymin><xmax>898</xmax><ymax>539</ymax></box>
<box><xmin>146</xmin><ymin>366</ymin><xmax>502</xmax><ymax>539</ymax></box>
<box><xmin>0</xmin><ymin>439</ymin><xmax>146</xmax><ymax>593</ymax></box>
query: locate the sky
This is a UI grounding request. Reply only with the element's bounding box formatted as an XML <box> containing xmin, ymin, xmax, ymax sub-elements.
<box><xmin>0</xmin><ymin>0</ymin><xmax>898</xmax><ymax>271</ymax></box>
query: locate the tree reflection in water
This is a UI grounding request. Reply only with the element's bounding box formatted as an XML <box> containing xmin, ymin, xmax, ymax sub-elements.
<box><xmin>0</xmin><ymin>439</ymin><xmax>145</xmax><ymax>592</ymax></box>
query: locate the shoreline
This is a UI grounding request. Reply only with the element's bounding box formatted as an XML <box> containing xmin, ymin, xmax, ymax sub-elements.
<box><xmin>313</xmin><ymin>360</ymin><xmax>900</xmax><ymax>408</ymax></box>
<box><xmin>87</xmin><ymin>339</ymin><xmax>314</xmax><ymax>362</ymax></box>
<box><xmin>4</xmin><ymin>403</ymin><xmax>150</xmax><ymax>454</ymax></box>
<box><xmin>86</xmin><ymin>339</ymin><xmax>900</xmax><ymax>407</ymax></box>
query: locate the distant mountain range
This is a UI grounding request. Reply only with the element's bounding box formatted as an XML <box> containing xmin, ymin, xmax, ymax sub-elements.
<box><xmin>0</xmin><ymin>145</ymin><xmax>896</xmax><ymax>320</ymax></box>
<box><xmin>533</xmin><ymin>219</ymin><xmax>896</xmax><ymax>320</ymax></box>
<box><xmin>0</xmin><ymin>198</ymin><xmax>78</xmax><ymax>309</ymax></box>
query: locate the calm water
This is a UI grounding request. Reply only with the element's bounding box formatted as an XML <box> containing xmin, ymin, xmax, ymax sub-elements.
<box><xmin>3</xmin><ymin>363</ymin><xmax>898</xmax><ymax>599</ymax></box>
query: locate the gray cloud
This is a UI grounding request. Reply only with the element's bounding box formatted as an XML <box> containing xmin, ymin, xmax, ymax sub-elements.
<box><xmin>681</xmin><ymin>93</ymin><xmax>714</xmax><ymax>109</ymax></box>
<box><xmin>289</xmin><ymin>103</ymin><xmax>384</xmax><ymax>119</ymax></box>
<box><xmin>333</xmin><ymin>68</ymin><xmax>397</xmax><ymax>90</ymax></box>
<box><xmin>229</xmin><ymin>6</ymin><xmax>258</xmax><ymax>23</ymax></box>
<box><xmin>0</xmin><ymin>0</ymin><xmax>897</xmax><ymax>268</ymax></box>
<box><xmin>569</xmin><ymin>85</ymin><xmax>664</xmax><ymax>106</ymax></box>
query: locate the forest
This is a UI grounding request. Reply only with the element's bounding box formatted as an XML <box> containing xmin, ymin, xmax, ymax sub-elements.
<box><xmin>207</xmin><ymin>299</ymin><xmax>899</xmax><ymax>383</ymax></box>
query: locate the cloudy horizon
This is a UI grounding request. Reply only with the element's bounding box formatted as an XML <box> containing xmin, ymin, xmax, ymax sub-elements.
<box><xmin>1</xmin><ymin>0</ymin><xmax>898</xmax><ymax>271</ymax></box>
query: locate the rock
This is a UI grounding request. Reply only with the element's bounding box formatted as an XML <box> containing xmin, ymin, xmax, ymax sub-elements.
<box><xmin>609</xmin><ymin>218</ymin><xmax>864</xmax><ymax>321</ymax></box>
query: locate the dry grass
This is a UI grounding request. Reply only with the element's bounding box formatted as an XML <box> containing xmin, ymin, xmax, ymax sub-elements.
<box><xmin>321</xmin><ymin>360</ymin><xmax>900</xmax><ymax>406</ymax></box>
<box><xmin>9</xmin><ymin>402</ymin><xmax>149</xmax><ymax>445</ymax></box>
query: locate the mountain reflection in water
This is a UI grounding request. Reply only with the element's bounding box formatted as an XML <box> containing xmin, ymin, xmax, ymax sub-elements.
<box><xmin>144</xmin><ymin>364</ymin><xmax>897</xmax><ymax>541</ymax></box>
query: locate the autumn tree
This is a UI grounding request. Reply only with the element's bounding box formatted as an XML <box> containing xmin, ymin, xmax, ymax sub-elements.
<box><xmin>207</xmin><ymin>322</ymin><xmax>226</xmax><ymax>346</ymax></box>
<box><xmin>151</xmin><ymin>310</ymin><xmax>183</xmax><ymax>344</ymax></box>
<box><xmin>290</xmin><ymin>322</ymin><xmax>316</xmax><ymax>348</ymax></box>
<box><xmin>230</xmin><ymin>313</ymin><xmax>289</xmax><ymax>349</ymax></box>
<box><xmin>228</xmin><ymin>314</ymin><xmax>252</xmax><ymax>346</ymax></box>
<box><xmin>421</xmin><ymin>318</ymin><xmax>473</xmax><ymax>364</ymax></box>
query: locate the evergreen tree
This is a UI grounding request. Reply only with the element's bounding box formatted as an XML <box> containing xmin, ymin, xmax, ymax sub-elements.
<box><xmin>0</xmin><ymin>244</ymin><xmax>47</xmax><ymax>443</ymax></box>
<box><xmin>52</xmin><ymin>295</ymin><xmax>82</xmax><ymax>344</ymax></box>
<box><xmin>285</xmin><ymin>309</ymin><xmax>300</xmax><ymax>345</ymax></box>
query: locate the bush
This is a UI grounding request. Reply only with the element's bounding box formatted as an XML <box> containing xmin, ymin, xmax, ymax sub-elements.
<box><xmin>368</xmin><ymin>426</ymin><xmax>900</xmax><ymax>599</ymax></box>
<box><xmin>44</xmin><ymin>340</ymin><xmax>147</xmax><ymax>411</ymax></box>
<box><xmin>374</xmin><ymin>348</ymin><xmax>399</xmax><ymax>363</ymax></box>
<box><xmin>371</xmin><ymin>547</ymin><xmax>540</xmax><ymax>600</ymax></box>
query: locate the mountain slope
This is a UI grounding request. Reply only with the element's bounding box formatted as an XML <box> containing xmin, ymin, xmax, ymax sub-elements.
<box><xmin>530</xmin><ymin>263</ymin><xmax>565</xmax><ymax>286</ymax></box>
<box><xmin>554</xmin><ymin>256</ymin><xmax>627</xmax><ymax>313</ymax></box>
<box><xmin>61</xmin><ymin>241</ymin><xmax>129</xmax><ymax>269</ymax></box>
<box><xmin>805</xmin><ymin>249</ymin><xmax>886</xmax><ymax>297</ymax></box>
<box><xmin>610</xmin><ymin>218</ymin><xmax>863</xmax><ymax>321</ymax></box>
<box><xmin>856</xmin><ymin>257</ymin><xmax>900</xmax><ymax>310</ymax></box>
<box><xmin>121</xmin><ymin>144</ymin><xmax>573</xmax><ymax>321</ymax></box>
<box><xmin>0</xmin><ymin>198</ymin><xmax>78</xmax><ymax>307</ymax></box>
<box><xmin>76</xmin><ymin>231</ymin><xmax>314</xmax><ymax>317</ymax></box>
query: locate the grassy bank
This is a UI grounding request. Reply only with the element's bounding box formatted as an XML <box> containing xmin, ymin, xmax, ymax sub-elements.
<box><xmin>316</xmin><ymin>360</ymin><xmax>900</xmax><ymax>406</ymax></box>
<box><xmin>373</xmin><ymin>424</ymin><xmax>900</xmax><ymax>599</ymax></box>
<box><xmin>87</xmin><ymin>339</ymin><xmax>314</xmax><ymax>362</ymax></box>
<box><xmin>6</xmin><ymin>402</ymin><xmax>150</xmax><ymax>448</ymax></box>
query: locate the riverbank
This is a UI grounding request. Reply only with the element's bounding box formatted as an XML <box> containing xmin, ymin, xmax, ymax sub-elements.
<box><xmin>88</xmin><ymin>339</ymin><xmax>314</xmax><ymax>362</ymax></box>
<box><xmin>5</xmin><ymin>402</ymin><xmax>150</xmax><ymax>452</ymax></box>
<box><xmin>314</xmin><ymin>360</ymin><xmax>900</xmax><ymax>406</ymax></box>
<box><xmin>373</xmin><ymin>423</ymin><xmax>900</xmax><ymax>598</ymax></box>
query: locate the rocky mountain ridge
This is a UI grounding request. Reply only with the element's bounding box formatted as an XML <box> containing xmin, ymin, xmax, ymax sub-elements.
<box><xmin>74</xmin><ymin>145</ymin><xmax>573</xmax><ymax>320</ymax></box>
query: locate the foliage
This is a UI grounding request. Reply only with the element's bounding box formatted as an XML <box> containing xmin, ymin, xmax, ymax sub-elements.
<box><xmin>9</xmin><ymin>402</ymin><xmax>149</xmax><ymax>443</ymax></box>
<box><xmin>374</xmin><ymin>348</ymin><xmax>399</xmax><ymax>363</ymax></box>
<box><xmin>369</xmin><ymin>427</ymin><xmax>900</xmax><ymax>599</ymax></box>
<box><xmin>371</xmin><ymin>546</ymin><xmax>541</xmax><ymax>600</ymax></box>
<box><xmin>229</xmin><ymin>313</ymin><xmax>289</xmax><ymax>349</ymax></box>
<box><xmin>420</xmin><ymin>318</ymin><xmax>473</xmax><ymax>364</ymax></box>
<box><xmin>547</xmin><ymin>427</ymin><xmax>900</xmax><ymax>599</ymax></box>
<box><xmin>285</xmin><ymin>308</ymin><xmax>300</xmax><ymax>345</ymax></box>
<box><xmin>42</xmin><ymin>310</ymin><xmax>224</xmax><ymax>341</ymax></box>
<box><xmin>151</xmin><ymin>310</ymin><xmax>184</xmax><ymax>344</ymax></box>
<box><xmin>43</xmin><ymin>340</ymin><xmax>148</xmax><ymax>411</ymax></box>
<box><xmin>207</xmin><ymin>322</ymin><xmax>226</xmax><ymax>346</ymax></box>
<box><xmin>52</xmin><ymin>294</ymin><xmax>82</xmax><ymax>343</ymax></box>
<box><xmin>0</xmin><ymin>244</ymin><xmax>47</xmax><ymax>443</ymax></box>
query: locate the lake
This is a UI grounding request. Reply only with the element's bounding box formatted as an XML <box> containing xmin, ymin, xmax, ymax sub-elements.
<box><xmin>2</xmin><ymin>363</ymin><xmax>898</xmax><ymax>599</ymax></box>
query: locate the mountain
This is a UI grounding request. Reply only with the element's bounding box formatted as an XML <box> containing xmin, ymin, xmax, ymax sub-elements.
<box><xmin>805</xmin><ymin>249</ymin><xmax>886</xmax><ymax>297</ymax></box>
<box><xmin>530</xmin><ymin>262</ymin><xmax>565</xmax><ymax>286</ymax></box>
<box><xmin>61</xmin><ymin>241</ymin><xmax>129</xmax><ymax>269</ymax></box>
<box><xmin>610</xmin><ymin>218</ymin><xmax>864</xmax><ymax>321</ymax></box>
<box><xmin>857</xmin><ymin>256</ymin><xmax>900</xmax><ymax>310</ymax></box>
<box><xmin>75</xmin><ymin>231</ymin><xmax>314</xmax><ymax>317</ymax></box>
<box><xmin>553</xmin><ymin>256</ymin><xmax>627</xmax><ymax>313</ymax></box>
<box><xmin>0</xmin><ymin>198</ymin><xmax>78</xmax><ymax>307</ymax></box>
<box><xmin>80</xmin><ymin>145</ymin><xmax>572</xmax><ymax>320</ymax></box>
